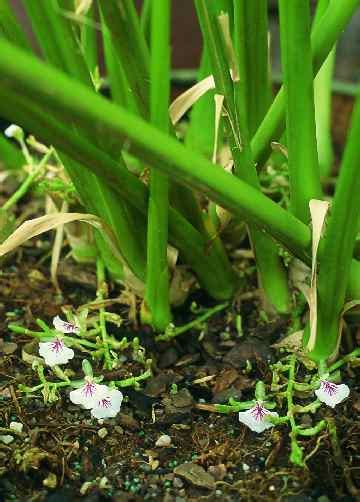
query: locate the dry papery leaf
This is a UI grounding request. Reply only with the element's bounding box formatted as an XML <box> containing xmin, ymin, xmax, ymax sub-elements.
<box><xmin>0</xmin><ymin>212</ymin><xmax>145</xmax><ymax>295</ymax></box>
<box><xmin>306</xmin><ymin>199</ymin><xmax>330</xmax><ymax>352</ymax></box>
<box><xmin>169</xmin><ymin>75</ymin><xmax>215</xmax><ymax>125</ymax></box>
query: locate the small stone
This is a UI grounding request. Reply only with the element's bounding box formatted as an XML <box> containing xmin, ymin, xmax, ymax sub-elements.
<box><xmin>98</xmin><ymin>427</ymin><xmax>108</xmax><ymax>439</ymax></box>
<box><xmin>242</xmin><ymin>463</ymin><xmax>250</xmax><ymax>472</ymax></box>
<box><xmin>0</xmin><ymin>435</ymin><xmax>14</xmax><ymax>445</ymax></box>
<box><xmin>173</xmin><ymin>477</ymin><xmax>184</xmax><ymax>489</ymax></box>
<box><xmin>114</xmin><ymin>426</ymin><xmax>124</xmax><ymax>435</ymax></box>
<box><xmin>155</xmin><ymin>434</ymin><xmax>172</xmax><ymax>447</ymax></box>
<box><xmin>174</xmin><ymin>463</ymin><xmax>215</xmax><ymax>490</ymax></box>
<box><xmin>9</xmin><ymin>421</ymin><xmax>23</xmax><ymax>433</ymax></box>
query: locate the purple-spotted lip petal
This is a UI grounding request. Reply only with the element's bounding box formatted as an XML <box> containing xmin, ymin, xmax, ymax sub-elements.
<box><xmin>53</xmin><ymin>315</ymin><xmax>80</xmax><ymax>334</ymax></box>
<box><xmin>38</xmin><ymin>338</ymin><xmax>74</xmax><ymax>367</ymax></box>
<box><xmin>315</xmin><ymin>380</ymin><xmax>350</xmax><ymax>408</ymax></box>
<box><xmin>238</xmin><ymin>402</ymin><xmax>279</xmax><ymax>433</ymax></box>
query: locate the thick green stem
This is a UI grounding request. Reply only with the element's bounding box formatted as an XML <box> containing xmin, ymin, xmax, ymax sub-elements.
<box><xmin>308</xmin><ymin>87</ymin><xmax>360</xmax><ymax>361</ymax></box>
<box><xmin>313</xmin><ymin>0</ymin><xmax>336</xmax><ymax>178</ymax></box>
<box><xmin>279</xmin><ymin>0</ymin><xmax>322</xmax><ymax>224</ymax></box>
<box><xmin>251</xmin><ymin>0</ymin><xmax>359</xmax><ymax>166</ymax></box>
<box><xmin>0</xmin><ymin>39</ymin><xmax>359</xmax><ymax>298</ymax></box>
<box><xmin>0</xmin><ymin>86</ymin><xmax>236</xmax><ymax>300</ymax></box>
<box><xmin>145</xmin><ymin>0</ymin><xmax>171</xmax><ymax>330</ymax></box>
<box><xmin>196</xmin><ymin>0</ymin><xmax>291</xmax><ymax>313</ymax></box>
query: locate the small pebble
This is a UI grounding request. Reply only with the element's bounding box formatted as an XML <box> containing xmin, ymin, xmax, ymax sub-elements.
<box><xmin>155</xmin><ymin>434</ymin><xmax>172</xmax><ymax>447</ymax></box>
<box><xmin>9</xmin><ymin>422</ymin><xmax>23</xmax><ymax>433</ymax></box>
<box><xmin>242</xmin><ymin>463</ymin><xmax>250</xmax><ymax>472</ymax></box>
<box><xmin>98</xmin><ymin>427</ymin><xmax>108</xmax><ymax>439</ymax></box>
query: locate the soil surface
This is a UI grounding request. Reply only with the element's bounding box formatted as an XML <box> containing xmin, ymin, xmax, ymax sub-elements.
<box><xmin>0</xmin><ymin>226</ymin><xmax>359</xmax><ymax>502</ymax></box>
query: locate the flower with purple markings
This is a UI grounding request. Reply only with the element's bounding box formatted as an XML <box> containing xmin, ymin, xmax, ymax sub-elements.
<box><xmin>69</xmin><ymin>377</ymin><xmax>109</xmax><ymax>409</ymax></box>
<box><xmin>238</xmin><ymin>402</ymin><xmax>279</xmax><ymax>433</ymax></box>
<box><xmin>90</xmin><ymin>387</ymin><xmax>123</xmax><ymax>420</ymax></box>
<box><xmin>53</xmin><ymin>315</ymin><xmax>80</xmax><ymax>334</ymax></box>
<box><xmin>315</xmin><ymin>380</ymin><xmax>350</xmax><ymax>408</ymax></box>
<box><xmin>39</xmin><ymin>337</ymin><xmax>74</xmax><ymax>367</ymax></box>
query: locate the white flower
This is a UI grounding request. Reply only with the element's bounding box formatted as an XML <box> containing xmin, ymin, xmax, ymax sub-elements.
<box><xmin>39</xmin><ymin>337</ymin><xmax>74</xmax><ymax>367</ymax></box>
<box><xmin>53</xmin><ymin>315</ymin><xmax>80</xmax><ymax>334</ymax></box>
<box><xmin>4</xmin><ymin>124</ymin><xmax>22</xmax><ymax>139</ymax></box>
<box><xmin>69</xmin><ymin>378</ymin><xmax>108</xmax><ymax>409</ymax></box>
<box><xmin>90</xmin><ymin>387</ymin><xmax>123</xmax><ymax>420</ymax></box>
<box><xmin>315</xmin><ymin>380</ymin><xmax>350</xmax><ymax>408</ymax></box>
<box><xmin>238</xmin><ymin>402</ymin><xmax>278</xmax><ymax>433</ymax></box>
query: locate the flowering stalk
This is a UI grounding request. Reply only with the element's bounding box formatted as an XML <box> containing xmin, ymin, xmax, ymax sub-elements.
<box><xmin>96</xmin><ymin>259</ymin><xmax>112</xmax><ymax>369</ymax></box>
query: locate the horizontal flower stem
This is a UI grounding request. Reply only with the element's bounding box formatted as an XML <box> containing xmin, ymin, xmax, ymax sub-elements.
<box><xmin>114</xmin><ymin>368</ymin><xmax>152</xmax><ymax>388</ymax></box>
<box><xmin>251</xmin><ymin>0</ymin><xmax>359</xmax><ymax>166</ymax></box>
<box><xmin>155</xmin><ymin>302</ymin><xmax>228</xmax><ymax>342</ymax></box>
<box><xmin>7</xmin><ymin>323</ymin><xmax>98</xmax><ymax>349</ymax></box>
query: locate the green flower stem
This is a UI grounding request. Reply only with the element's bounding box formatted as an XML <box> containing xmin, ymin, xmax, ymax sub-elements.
<box><xmin>215</xmin><ymin>400</ymin><xmax>256</xmax><ymax>414</ymax></box>
<box><xmin>308</xmin><ymin>87</ymin><xmax>360</xmax><ymax>360</ymax></box>
<box><xmin>96</xmin><ymin>258</ymin><xmax>112</xmax><ymax>369</ymax></box>
<box><xmin>251</xmin><ymin>0</ymin><xmax>359</xmax><ymax>166</ymax></box>
<box><xmin>155</xmin><ymin>302</ymin><xmax>228</xmax><ymax>342</ymax></box>
<box><xmin>328</xmin><ymin>347</ymin><xmax>360</xmax><ymax>374</ymax></box>
<box><xmin>115</xmin><ymin>368</ymin><xmax>152</xmax><ymax>388</ymax></box>
<box><xmin>296</xmin><ymin>420</ymin><xmax>327</xmax><ymax>437</ymax></box>
<box><xmin>279</xmin><ymin>0</ymin><xmax>322</xmax><ymax>224</ymax></box>
<box><xmin>144</xmin><ymin>0</ymin><xmax>171</xmax><ymax>331</ymax></box>
<box><xmin>2</xmin><ymin>147</ymin><xmax>53</xmax><ymax>211</ymax></box>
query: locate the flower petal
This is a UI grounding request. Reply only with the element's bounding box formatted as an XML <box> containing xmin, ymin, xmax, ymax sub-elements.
<box><xmin>53</xmin><ymin>315</ymin><xmax>80</xmax><ymax>334</ymax></box>
<box><xmin>238</xmin><ymin>403</ymin><xmax>278</xmax><ymax>433</ymax></box>
<box><xmin>90</xmin><ymin>388</ymin><xmax>123</xmax><ymax>420</ymax></box>
<box><xmin>39</xmin><ymin>339</ymin><xmax>74</xmax><ymax>367</ymax></box>
<box><xmin>315</xmin><ymin>380</ymin><xmax>350</xmax><ymax>408</ymax></box>
<box><xmin>70</xmin><ymin>383</ymin><xmax>108</xmax><ymax>409</ymax></box>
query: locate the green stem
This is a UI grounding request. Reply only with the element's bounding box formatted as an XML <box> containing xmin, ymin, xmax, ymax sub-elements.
<box><xmin>145</xmin><ymin>0</ymin><xmax>171</xmax><ymax>331</ymax></box>
<box><xmin>155</xmin><ymin>302</ymin><xmax>228</xmax><ymax>342</ymax></box>
<box><xmin>309</xmin><ymin>86</ymin><xmax>360</xmax><ymax>360</ymax></box>
<box><xmin>2</xmin><ymin>147</ymin><xmax>53</xmax><ymax>211</ymax></box>
<box><xmin>0</xmin><ymin>39</ymin><xmax>359</xmax><ymax>298</ymax></box>
<box><xmin>279</xmin><ymin>0</ymin><xmax>322</xmax><ymax>223</ymax></box>
<box><xmin>251</xmin><ymin>0</ymin><xmax>359</xmax><ymax>166</ymax></box>
<box><xmin>96</xmin><ymin>259</ymin><xmax>112</xmax><ymax>369</ymax></box>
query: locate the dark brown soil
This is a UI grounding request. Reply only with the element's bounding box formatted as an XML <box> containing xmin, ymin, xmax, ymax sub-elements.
<box><xmin>0</xmin><ymin>235</ymin><xmax>359</xmax><ymax>502</ymax></box>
